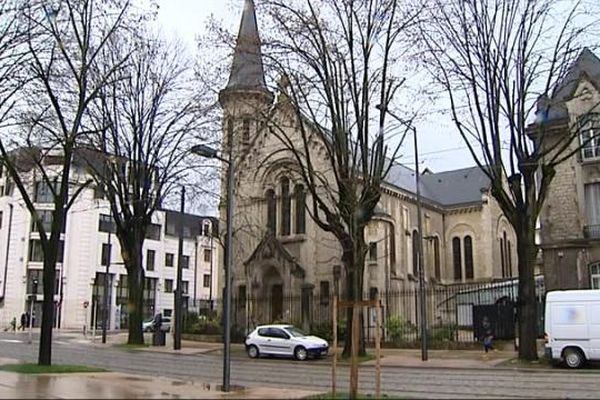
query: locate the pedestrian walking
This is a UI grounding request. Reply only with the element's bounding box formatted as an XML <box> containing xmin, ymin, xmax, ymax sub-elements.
<box><xmin>19</xmin><ymin>313</ymin><xmax>26</xmax><ymax>331</ymax></box>
<box><xmin>483</xmin><ymin>329</ymin><xmax>495</xmax><ymax>353</ymax></box>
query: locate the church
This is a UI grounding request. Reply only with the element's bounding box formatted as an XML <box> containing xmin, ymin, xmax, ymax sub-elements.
<box><xmin>217</xmin><ymin>0</ymin><xmax>517</xmax><ymax>330</ymax></box>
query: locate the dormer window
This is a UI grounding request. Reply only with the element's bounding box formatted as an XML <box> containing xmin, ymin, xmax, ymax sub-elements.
<box><xmin>580</xmin><ymin>113</ymin><xmax>600</xmax><ymax>161</ymax></box>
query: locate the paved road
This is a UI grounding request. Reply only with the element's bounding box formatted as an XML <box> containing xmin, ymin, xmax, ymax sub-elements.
<box><xmin>0</xmin><ymin>332</ymin><xmax>598</xmax><ymax>399</ymax></box>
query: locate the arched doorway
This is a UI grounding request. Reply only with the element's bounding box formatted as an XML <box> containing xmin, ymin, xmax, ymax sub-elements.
<box><xmin>264</xmin><ymin>266</ymin><xmax>284</xmax><ymax>322</ymax></box>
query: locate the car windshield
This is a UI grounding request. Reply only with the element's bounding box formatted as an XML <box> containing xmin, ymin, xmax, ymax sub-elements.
<box><xmin>285</xmin><ymin>326</ymin><xmax>306</xmax><ymax>337</ymax></box>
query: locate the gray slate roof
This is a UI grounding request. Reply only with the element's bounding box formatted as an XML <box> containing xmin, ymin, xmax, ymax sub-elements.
<box><xmin>224</xmin><ymin>0</ymin><xmax>269</xmax><ymax>92</ymax></box>
<box><xmin>384</xmin><ymin>163</ymin><xmax>489</xmax><ymax>207</ymax></box>
<box><xmin>539</xmin><ymin>48</ymin><xmax>600</xmax><ymax>122</ymax></box>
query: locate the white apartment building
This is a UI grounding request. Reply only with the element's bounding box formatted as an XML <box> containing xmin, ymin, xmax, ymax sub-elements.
<box><xmin>0</xmin><ymin>155</ymin><xmax>218</xmax><ymax>331</ymax></box>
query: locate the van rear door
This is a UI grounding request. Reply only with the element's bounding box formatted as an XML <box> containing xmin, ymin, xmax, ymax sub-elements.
<box><xmin>589</xmin><ymin>302</ymin><xmax>600</xmax><ymax>360</ymax></box>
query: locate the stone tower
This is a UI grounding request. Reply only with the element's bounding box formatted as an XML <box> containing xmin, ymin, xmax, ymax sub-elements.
<box><xmin>219</xmin><ymin>0</ymin><xmax>273</xmax><ymax>155</ymax></box>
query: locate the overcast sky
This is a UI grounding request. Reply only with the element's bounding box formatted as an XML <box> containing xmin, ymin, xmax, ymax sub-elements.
<box><xmin>155</xmin><ymin>0</ymin><xmax>475</xmax><ymax>174</ymax></box>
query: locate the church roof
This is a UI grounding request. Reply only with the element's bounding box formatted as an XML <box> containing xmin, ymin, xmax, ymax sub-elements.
<box><xmin>223</xmin><ymin>0</ymin><xmax>269</xmax><ymax>93</ymax></box>
<box><xmin>384</xmin><ymin>163</ymin><xmax>489</xmax><ymax>207</ymax></box>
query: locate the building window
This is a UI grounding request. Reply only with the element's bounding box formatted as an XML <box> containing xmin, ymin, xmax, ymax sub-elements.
<box><xmin>181</xmin><ymin>255</ymin><xmax>190</xmax><ymax>269</ymax></box>
<box><xmin>181</xmin><ymin>280</ymin><xmax>189</xmax><ymax>295</ymax></box>
<box><xmin>202</xmin><ymin>222</ymin><xmax>211</xmax><ymax>236</ymax></box>
<box><xmin>28</xmin><ymin>239</ymin><xmax>64</xmax><ymax>263</ymax></box>
<box><xmin>0</xmin><ymin>210</ymin><xmax>3</xmax><ymax>229</ymax></box>
<box><xmin>369</xmin><ymin>287</ymin><xmax>379</xmax><ymax>300</ymax></box>
<box><xmin>203</xmin><ymin>274</ymin><xmax>211</xmax><ymax>288</ymax></box>
<box><xmin>146</xmin><ymin>249</ymin><xmax>155</xmax><ymax>271</ymax></box>
<box><xmin>500</xmin><ymin>231</ymin><xmax>512</xmax><ymax>278</ymax></box>
<box><xmin>590</xmin><ymin>264</ymin><xmax>600</xmax><ymax>289</ymax></box>
<box><xmin>164</xmin><ymin>279</ymin><xmax>173</xmax><ymax>293</ymax></box>
<box><xmin>238</xmin><ymin>285</ymin><xmax>247</xmax><ymax>309</ymax></box>
<box><xmin>242</xmin><ymin>118</ymin><xmax>251</xmax><ymax>143</ymax></box>
<box><xmin>93</xmin><ymin>185</ymin><xmax>106</xmax><ymax>199</ymax></box>
<box><xmin>580</xmin><ymin>113</ymin><xmax>600</xmax><ymax>160</ymax></box>
<box><xmin>412</xmin><ymin>230</ymin><xmax>419</xmax><ymax>275</ymax></box>
<box><xmin>101</xmin><ymin>243</ymin><xmax>112</xmax><ymax>266</ymax></box>
<box><xmin>98</xmin><ymin>214</ymin><xmax>116</xmax><ymax>233</ymax></box>
<box><xmin>266</xmin><ymin>189</ymin><xmax>277</xmax><ymax>233</ymax></box>
<box><xmin>320</xmin><ymin>281</ymin><xmax>330</xmax><ymax>305</ymax></box>
<box><xmin>369</xmin><ymin>242</ymin><xmax>377</xmax><ymax>261</ymax></box>
<box><xmin>464</xmin><ymin>235</ymin><xmax>474</xmax><ymax>280</ymax></box>
<box><xmin>165</xmin><ymin>253</ymin><xmax>174</xmax><ymax>267</ymax></box>
<box><xmin>163</xmin><ymin>309</ymin><xmax>172</xmax><ymax>317</ymax></box>
<box><xmin>433</xmin><ymin>236</ymin><xmax>441</xmax><ymax>280</ymax></box>
<box><xmin>280</xmin><ymin>178</ymin><xmax>291</xmax><ymax>236</ymax></box>
<box><xmin>32</xmin><ymin>210</ymin><xmax>59</xmax><ymax>233</ymax></box>
<box><xmin>26</xmin><ymin>269</ymin><xmax>59</xmax><ymax>295</ymax></box>
<box><xmin>203</xmin><ymin>249</ymin><xmax>212</xmax><ymax>262</ymax></box>
<box><xmin>452</xmin><ymin>237</ymin><xmax>462</xmax><ymax>281</ymax></box>
<box><xmin>34</xmin><ymin>180</ymin><xmax>59</xmax><ymax>203</ymax></box>
<box><xmin>146</xmin><ymin>223</ymin><xmax>161</xmax><ymax>241</ymax></box>
<box><xmin>294</xmin><ymin>184</ymin><xmax>306</xmax><ymax>234</ymax></box>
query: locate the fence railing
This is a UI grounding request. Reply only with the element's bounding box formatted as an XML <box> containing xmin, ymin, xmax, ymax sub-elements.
<box><xmin>222</xmin><ymin>278</ymin><xmax>545</xmax><ymax>345</ymax></box>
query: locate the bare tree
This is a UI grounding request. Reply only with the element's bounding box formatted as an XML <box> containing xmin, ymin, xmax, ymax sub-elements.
<box><xmin>416</xmin><ymin>0</ymin><xmax>598</xmax><ymax>359</ymax></box>
<box><xmin>85</xmin><ymin>30</ymin><xmax>206</xmax><ymax>344</ymax></box>
<box><xmin>0</xmin><ymin>0</ymin><xmax>131</xmax><ymax>365</ymax></box>
<box><xmin>260</xmin><ymin>0</ymin><xmax>420</xmax><ymax>356</ymax></box>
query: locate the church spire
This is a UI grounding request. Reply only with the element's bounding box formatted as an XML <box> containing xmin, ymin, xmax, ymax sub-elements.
<box><xmin>221</xmin><ymin>0</ymin><xmax>270</xmax><ymax>97</ymax></box>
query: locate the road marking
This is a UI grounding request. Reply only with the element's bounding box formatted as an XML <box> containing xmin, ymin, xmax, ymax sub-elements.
<box><xmin>0</xmin><ymin>339</ymin><xmax>23</xmax><ymax>343</ymax></box>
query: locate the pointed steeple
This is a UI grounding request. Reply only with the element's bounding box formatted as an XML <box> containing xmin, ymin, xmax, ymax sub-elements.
<box><xmin>220</xmin><ymin>0</ymin><xmax>271</xmax><ymax>101</ymax></box>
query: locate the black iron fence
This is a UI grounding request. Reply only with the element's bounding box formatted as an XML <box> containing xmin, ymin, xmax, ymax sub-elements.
<box><xmin>226</xmin><ymin>277</ymin><xmax>545</xmax><ymax>346</ymax></box>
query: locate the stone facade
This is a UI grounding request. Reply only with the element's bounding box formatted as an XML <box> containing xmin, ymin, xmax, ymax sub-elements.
<box><xmin>537</xmin><ymin>49</ymin><xmax>600</xmax><ymax>290</ymax></box>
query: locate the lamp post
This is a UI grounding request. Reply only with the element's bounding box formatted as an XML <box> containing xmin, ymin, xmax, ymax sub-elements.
<box><xmin>191</xmin><ymin>143</ymin><xmax>234</xmax><ymax>392</ymax></box>
<box><xmin>102</xmin><ymin>224</ymin><xmax>112</xmax><ymax>344</ymax></box>
<box><xmin>376</xmin><ymin>104</ymin><xmax>428</xmax><ymax>361</ymax></box>
<box><xmin>174</xmin><ymin>186</ymin><xmax>185</xmax><ymax>350</ymax></box>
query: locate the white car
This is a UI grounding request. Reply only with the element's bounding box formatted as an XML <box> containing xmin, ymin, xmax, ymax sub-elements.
<box><xmin>142</xmin><ymin>316</ymin><xmax>171</xmax><ymax>332</ymax></box>
<box><xmin>245</xmin><ymin>324</ymin><xmax>329</xmax><ymax>361</ymax></box>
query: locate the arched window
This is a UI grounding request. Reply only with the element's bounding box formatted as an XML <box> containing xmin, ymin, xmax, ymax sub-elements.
<box><xmin>433</xmin><ymin>236</ymin><xmax>440</xmax><ymax>280</ymax></box>
<box><xmin>242</xmin><ymin>118</ymin><xmax>251</xmax><ymax>143</ymax></box>
<box><xmin>507</xmin><ymin>240</ymin><xmax>512</xmax><ymax>277</ymax></box>
<box><xmin>452</xmin><ymin>237</ymin><xmax>462</xmax><ymax>281</ymax></box>
<box><xmin>294</xmin><ymin>184</ymin><xmax>306</xmax><ymax>234</ymax></box>
<box><xmin>266</xmin><ymin>189</ymin><xmax>276</xmax><ymax>233</ymax></box>
<box><xmin>464</xmin><ymin>235</ymin><xmax>474</xmax><ymax>280</ymax></box>
<box><xmin>280</xmin><ymin>177</ymin><xmax>291</xmax><ymax>236</ymax></box>
<box><xmin>226</xmin><ymin>118</ymin><xmax>234</xmax><ymax>147</ymax></box>
<box><xmin>412</xmin><ymin>229</ymin><xmax>419</xmax><ymax>275</ymax></box>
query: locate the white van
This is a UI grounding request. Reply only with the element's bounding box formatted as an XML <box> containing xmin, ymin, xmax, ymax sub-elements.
<box><xmin>544</xmin><ymin>290</ymin><xmax>600</xmax><ymax>368</ymax></box>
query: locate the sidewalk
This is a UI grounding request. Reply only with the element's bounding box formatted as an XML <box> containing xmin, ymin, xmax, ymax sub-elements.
<box><xmin>65</xmin><ymin>330</ymin><xmax>518</xmax><ymax>369</ymax></box>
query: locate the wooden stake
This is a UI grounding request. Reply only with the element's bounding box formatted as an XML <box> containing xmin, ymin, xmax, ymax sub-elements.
<box><xmin>350</xmin><ymin>305</ymin><xmax>359</xmax><ymax>399</ymax></box>
<box><xmin>332</xmin><ymin>295</ymin><xmax>337</xmax><ymax>398</ymax></box>
<box><xmin>375</xmin><ymin>298</ymin><xmax>382</xmax><ymax>398</ymax></box>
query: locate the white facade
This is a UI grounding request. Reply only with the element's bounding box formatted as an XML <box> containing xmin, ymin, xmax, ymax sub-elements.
<box><xmin>0</xmin><ymin>165</ymin><xmax>218</xmax><ymax>330</ymax></box>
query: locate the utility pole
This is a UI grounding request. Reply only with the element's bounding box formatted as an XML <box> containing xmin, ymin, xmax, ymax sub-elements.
<box><xmin>174</xmin><ymin>186</ymin><xmax>185</xmax><ymax>350</ymax></box>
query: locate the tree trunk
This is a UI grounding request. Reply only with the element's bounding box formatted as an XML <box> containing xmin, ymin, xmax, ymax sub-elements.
<box><xmin>38</xmin><ymin>248</ymin><xmax>58</xmax><ymax>365</ymax></box>
<box><xmin>515</xmin><ymin>217</ymin><xmax>538</xmax><ymax>360</ymax></box>
<box><xmin>342</xmin><ymin>237</ymin><xmax>366</xmax><ymax>357</ymax></box>
<box><xmin>125</xmin><ymin>240</ymin><xmax>145</xmax><ymax>345</ymax></box>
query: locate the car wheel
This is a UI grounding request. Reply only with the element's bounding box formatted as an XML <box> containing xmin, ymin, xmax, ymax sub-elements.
<box><xmin>294</xmin><ymin>346</ymin><xmax>308</xmax><ymax>361</ymax></box>
<box><xmin>563</xmin><ymin>348</ymin><xmax>585</xmax><ymax>369</ymax></box>
<box><xmin>247</xmin><ymin>345</ymin><xmax>259</xmax><ymax>359</ymax></box>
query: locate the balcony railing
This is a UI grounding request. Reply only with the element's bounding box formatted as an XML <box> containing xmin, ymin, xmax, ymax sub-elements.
<box><xmin>583</xmin><ymin>225</ymin><xmax>600</xmax><ymax>239</ymax></box>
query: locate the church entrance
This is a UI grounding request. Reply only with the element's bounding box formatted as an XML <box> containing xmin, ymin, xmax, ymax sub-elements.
<box><xmin>271</xmin><ymin>284</ymin><xmax>283</xmax><ymax>322</ymax></box>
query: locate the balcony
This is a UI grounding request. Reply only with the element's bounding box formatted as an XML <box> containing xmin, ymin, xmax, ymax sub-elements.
<box><xmin>583</xmin><ymin>225</ymin><xmax>600</xmax><ymax>239</ymax></box>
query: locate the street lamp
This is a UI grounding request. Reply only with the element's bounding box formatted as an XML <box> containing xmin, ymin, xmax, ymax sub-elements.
<box><xmin>191</xmin><ymin>143</ymin><xmax>234</xmax><ymax>392</ymax></box>
<box><xmin>174</xmin><ymin>186</ymin><xmax>185</xmax><ymax>351</ymax></box>
<box><xmin>376</xmin><ymin>104</ymin><xmax>428</xmax><ymax>362</ymax></box>
<box><xmin>102</xmin><ymin>220</ymin><xmax>112</xmax><ymax>344</ymax></box>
